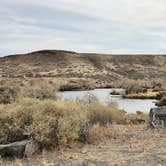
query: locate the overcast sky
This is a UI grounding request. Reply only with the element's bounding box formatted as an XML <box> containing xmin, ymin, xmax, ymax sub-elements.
<box><xmin>1</xmin><ymin>0</ymin><xmax>166</xmax><ymax>55</ymax></box>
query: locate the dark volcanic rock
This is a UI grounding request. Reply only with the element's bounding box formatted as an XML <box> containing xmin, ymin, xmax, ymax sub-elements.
<box><xmin>0</xmin><ymin>140</ymin><xmax>27</xmax><ymax>158</ymax></box>
<box><xmin>0</xmin><ymin>140</ymin><xmax>41</xmax><ymax>158</ymax></box>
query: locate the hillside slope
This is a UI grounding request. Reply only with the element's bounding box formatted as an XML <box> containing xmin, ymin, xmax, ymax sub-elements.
<box><xmin>1</xmin><ymin>50</ymin><xmax>166</xmax><ymax>87</ymax></box>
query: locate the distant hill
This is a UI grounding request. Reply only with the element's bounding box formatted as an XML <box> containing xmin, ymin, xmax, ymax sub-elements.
<box><xmin>1</xmin><ymin>50</ymin><xmax>166</xmax><ymax>87</ymax></box>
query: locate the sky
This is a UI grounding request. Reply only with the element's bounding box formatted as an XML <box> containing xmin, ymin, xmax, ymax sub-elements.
<box><xmin>1</xmin><ymin>0</ymin><xmax>166</xmax><ymax>55</ymax></box>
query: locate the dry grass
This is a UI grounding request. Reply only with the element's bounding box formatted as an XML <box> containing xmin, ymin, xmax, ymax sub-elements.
<box><xmin>123</xmin><ymin>87</ymin><xmax>158</xmax><ymax>99</ymax></box>
<box><xmin>88</xmin><ymin>124</ymin><xmax>113</xmax><ymax>143</ymax></box>
<box><xmin>88</xmin><ymin>123</ymin><xmax>129</xmax><ymax>144</ymax></box>
<box><xmin>112</xmin><ymin>79</ymin><xmax>152</xmax><ymax>89</ymax></box>
<box><xmin>123</xmin><ymin>91</ymin><xmax>157</xmax><ymax>99</ymax></box>
<box><xmin>125</xmin><ymin>112</ymin><xmax>149</xmax><ymax>125</ymax></box>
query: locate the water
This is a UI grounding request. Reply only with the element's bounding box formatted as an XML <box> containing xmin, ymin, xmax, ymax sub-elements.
<box><xmin>58</xmin><ymin>88</ymin><xmax>156</xmax><ymax>113</ymax></box>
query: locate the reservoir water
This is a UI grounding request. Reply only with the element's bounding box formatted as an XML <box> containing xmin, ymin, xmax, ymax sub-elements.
<box><xmin>58</xmin><ymin>88</ymin><xmax>156</xmax><ymax>113</ymax></box>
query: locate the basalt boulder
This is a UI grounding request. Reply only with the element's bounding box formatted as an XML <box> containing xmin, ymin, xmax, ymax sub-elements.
<box><xmin>0</xmin><ymin>140</ymin><xmax>41</xmax><ymax>158</ymax></box>
<box><xmin>149</xmin><ymin>107</ymin><xmax>166</xmax><ymax>128</ymax></box>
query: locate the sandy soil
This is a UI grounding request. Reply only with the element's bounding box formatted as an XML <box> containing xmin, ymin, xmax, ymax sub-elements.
<box><xmin>1</xmin><ymin>125</ymin><xmax>166</xmax><ymax>166</ymax></box>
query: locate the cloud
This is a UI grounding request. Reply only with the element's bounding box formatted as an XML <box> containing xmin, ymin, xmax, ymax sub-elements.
<box><xmin>1</xmin><ymin>0</ymin><xmax>166</xmax><ymax>55</ymax></box>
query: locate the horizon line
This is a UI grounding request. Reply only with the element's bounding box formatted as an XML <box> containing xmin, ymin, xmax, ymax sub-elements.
<box><xmin>1</xmin><ymin>49</ymin><xmax>166</xmax><ymax>57</ymax></box>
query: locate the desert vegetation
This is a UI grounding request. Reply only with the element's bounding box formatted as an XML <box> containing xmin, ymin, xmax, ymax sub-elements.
<box><xmin>155</xmin><ymin>91</ymin><xmax>166</xmax><ymax>107</ymax></box>
<box><xmin>0</xmin><ymin>96</ymin><xmax>127</xmax><ymax>149</ymax></box>
<box><xmin>0</xmin><ymin>78</ymin><xmax>58</xmax><ymax>104</ymax></box>
<box><xmin>0</xmin><ymin>80</ymin><xmax>150</xmax><ymax>158</ymax></box>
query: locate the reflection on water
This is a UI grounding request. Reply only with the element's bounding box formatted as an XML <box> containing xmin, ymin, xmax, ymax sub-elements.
<box><xmin>58</xmin><ymin>88</ymin><xmax>156</xmax><ymax>113</ymax></box>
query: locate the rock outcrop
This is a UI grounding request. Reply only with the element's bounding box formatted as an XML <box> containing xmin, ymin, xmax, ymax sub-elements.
<box><xmin>0</xmin><ymin>140</ymin><xmax>41</xmax><ymax>158</ymax></box>
<box><xmin>149</xmin><ymin>107</ymin><xmax>166</xmax><ymax>128</ymax></box>
<box><xmin>0</xmin><ymin>140</ymin><xmax>27</xmax><ymax>158</ymax></box>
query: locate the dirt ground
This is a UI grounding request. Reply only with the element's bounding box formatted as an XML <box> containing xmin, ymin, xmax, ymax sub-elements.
<box><xmin>1</xmin><ymin>125</ymin><xmax>166</xmax><ymax>166</ymax></box>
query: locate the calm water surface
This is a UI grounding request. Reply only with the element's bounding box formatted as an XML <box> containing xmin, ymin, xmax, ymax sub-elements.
<box><xmin>58</xmin><ymin>88</ymin><xmax>156</xmax><ymax>113</ymax></box>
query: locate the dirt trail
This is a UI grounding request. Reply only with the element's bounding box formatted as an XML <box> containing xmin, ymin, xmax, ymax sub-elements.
<box><xmin>1</xmin><ymin>125</ymin><xmax>166</xmax><ymax>166</ymax></box>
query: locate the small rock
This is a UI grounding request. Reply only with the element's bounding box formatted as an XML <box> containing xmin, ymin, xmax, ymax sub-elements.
<box><xmin>131</xmin><ymin>118</ymin><xmax>145</xmax><ymax>124</ymax></box>
<box><xmin>24</xmin><ymin>140</ymin><xmax>41</xmax><ymax>157</ymax></box>
<box><xmin>82</xmin><ymin>159</ymin><xmax>109</xmax><ymax>166</ymax></box>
